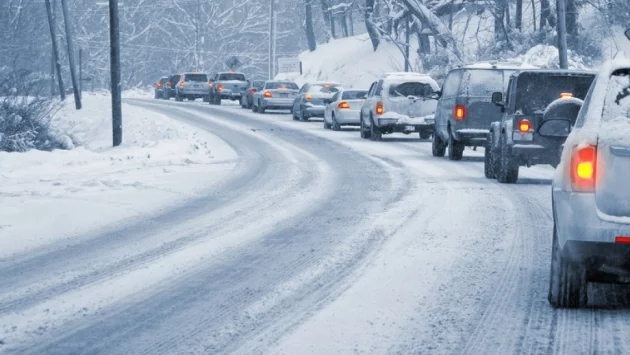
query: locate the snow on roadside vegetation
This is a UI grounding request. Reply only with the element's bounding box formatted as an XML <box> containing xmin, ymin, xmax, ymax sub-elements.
<box><xmin>278</xmin><ymin>33</ymin><xmax>592</xmax><ymax>91</ymax></box>
<box><xmin>0</xmin><ymin>93</ymin><xmax>237</xmax><ymax>258</ymax></box>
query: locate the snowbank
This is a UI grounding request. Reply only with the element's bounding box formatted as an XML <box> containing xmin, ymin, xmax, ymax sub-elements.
<box><xmin>279</xmin><ymin>34</ymin><xmax>421</xmax><ymax>90</ymax></box>
<box><xmin>122</xmin><ymin>87</ymin><xmax>153</xmax><ymax>99</ymax></box>
<box><xmin>0</xmin><ymin>94</ymin><xmax>237</xmax><ymax>258</ymax></box>
<box><xmin>516</xmin><ymin>45</ymin><xmax>592</xmax><ymax>70</ymax></box>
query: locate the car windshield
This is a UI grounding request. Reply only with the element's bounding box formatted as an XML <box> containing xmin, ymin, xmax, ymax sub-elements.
<box><xmin>515</xmin><ymin>73</ymin><xmax>595</xmax><ymax>114</ymax></box>
<box><xmin>184</xmin><ymin>74</ymin><xmax>207</xmax><ymax>82</ymax></box>
<box><xmin>342</xmin><ymin>90</ymin><xmax>368</xmax><ymax>100</ymax></box>
<box><xmin>388</xmin><ymin>82</ymin><xmax>435</xmax><ymax>98</ymax></box>
<box><xmin>266</xmin><ymin>82</ymin><xmax>299</xmax><ymax>90</ymax></box>
<box><xmin>462</xmin><ymin>69</ymin><xmax>514</xmax><ymax>96</ymax></box>
<box><xmin>309</xmin><ymin>84</ymin><xmax>341</xmax><ymax>93</ymax></box>
<box><xmin>252</xmin><ymin>80</ymin><xmax>265</xmax><ymax>89</ymax></box>
<box><xmin>218</xmin><ymin>73</ymin><xmax>246</xmax><ymax>81</ymax></box>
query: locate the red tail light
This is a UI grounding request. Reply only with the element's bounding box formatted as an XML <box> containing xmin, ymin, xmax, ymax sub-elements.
<box><xmin>518</xmin><ymin>118</ymin><xmax>531</xmax><ymax>133</ymax></box>
<box><xmin>338</xmin><ymin>101</ymin><xmax>350</xmax><ymax>109</ymax></box>
<box><xmin>208</xmin><ymin>82</ymin><xmax>213</xmax><ymax>87</ymax></box>
<box><xmin>570</xmin><ymin>145</ymin><xmax>597</xmax><ymax>192</ymax></box>
<box><xmin>179</xmin><ymin>81</ymin><xmax>185</xmax><ymax>88</ymax></box>
<box><xmin>616</xmin><ymin>236</ymin><xmax>630</xmax><ymax>244</ymax></box>
<box><xmin>454</xmin><ymin>105</ymin><xmax>466</xmax><ymax>120</ymax></box>
<box><xmin>375</xmin><ymin>101</ymin><xmax>384</xmax><ymax>115</ymax></box>
<box><xmin>264</xmin><ymin>90</ymin><xmax>272</xmax><ymax>98</ymax></box>
<box><xmin>216</xmin><ymin>83</ymin><xmax>223</xmax><ymax>92</ymax></box>
<box><xmin>249</xmin><ymin>88</ymin><xmax>257</xmax><ymax>94</ymax></box>
<box><xmin>157</xmin><ymin>82</ymin><xmax>163</xmax><ymax>88</ymax></box>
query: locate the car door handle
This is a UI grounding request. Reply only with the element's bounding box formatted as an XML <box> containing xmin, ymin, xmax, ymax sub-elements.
<box><xmin>610</xmin><ymin>146</ymin><xmax>630</xmax><ymax>157</ymax></box>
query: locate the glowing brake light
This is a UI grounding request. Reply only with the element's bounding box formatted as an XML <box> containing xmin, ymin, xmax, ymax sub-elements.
<box><xmin>179</xmin><ymin>81</ymin><xmax>185</xmax><ymax>88</ymax></box>
<box><xmin>216</xmin><ymin>83</ymin><xmax>223</xmax><ymax>92</ymax></box>
<box><xmin>305</xmin><ymin>93</ymin><xmax>312</xmax><ymax>101</ymax></box>
<box><xmin>570</xmin><ymin>145</ymin><xmax>597</xmax><ymax>192</ymax></box>
<box><xmin>264</xmin><ymin>91</ymin><xmax>272</xmax><ymax>98</ymax></box>
<box><xmin>518</xmin><ymin>118</ymin><xmax>532</xmax><ymax>133</ymax></box>
<box><xmin>375</xmin><ymin>101</ymin><xmax>384</xmax><ymax>115</ymax></box>
<box><xmin>338</xmin><ymin>101</ymin><xmax>350</xmax><ymax>109</ymax></box>
<box><xmin>249</xmin><ymin>88</ymin><xmax>257</xmax><ymax>94</ymax></box>
<box><xmin>560</xmin><ymin>92</ymin><xmax>573</xmax><ymax>99</ymax></box>
<box><xmin>157</xmin><ymin>82</ymin><xmax>163</xmax><ymax>88</ymax></box>
<box><xmin>615</xmin><ymin>236</ymin><xmax>630</xmax><ymax>244</ymax></box>
<box><xmin>208</xmin><ymin>82</ymin><xmax>213</xmax><ymax>87</ymax></box>
<box><xmin>454</xmin><ymin>105</ymin><xmax>466</xmax><ymax>120</ymax></box>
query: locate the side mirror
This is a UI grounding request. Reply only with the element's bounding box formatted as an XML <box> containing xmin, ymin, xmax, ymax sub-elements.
<box><xmin>491</xmin><ymin>92</ymin><xmax>504</xmax><ymax>106</ymax></box>
<box><xmin>625</xmin><ymin>28</ymin><xmax>630</xmax><ymax>41</ymax></box>
<box><xmin>538</xmin><ymin>118</ymin><xmax>572</xmax><ymax>138</ymax></box>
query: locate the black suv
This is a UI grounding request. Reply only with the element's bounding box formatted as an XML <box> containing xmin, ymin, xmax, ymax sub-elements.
<box><xmin>433</xmin><ymin>62</ymin><xmax>529</xmax><ymax>160</ymax></box>
<box><xmin>163</xmin><ymin>74</ymin><xmax>182</xmax><ymax>100</ymax></box>
<box><xmin>486</xmin><ymin>69</ymin><xmax>596</xmax><ymax>183</ymax></box>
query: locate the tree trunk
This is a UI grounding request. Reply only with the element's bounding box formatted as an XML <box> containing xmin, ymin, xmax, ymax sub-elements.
<box><xmin>305</xmin><ymin>0</ymin><xmax>317</xmax><ymax>51</ymax></box>
<box><xmin>516</xmin><ymin>0</ymin><xmax>522</xmax><ymax>31</ymax></box>
<box><xmin>540</xmin><ymin>0</ymin><xmax>551</xmax><ymax>30</ymax></box>
<box><xmin>340</xmin><ymin>11</ymin><xmax>349</xmax><ymax>37</ymax></box>
<box><xmin>321</xmin><ymin>0</ymin><xmax>335</xmax><ymax>39</ymax></box>
<box><xmin>348</xmin><ymin>4</ymin><xmax>354</xmax><ymax>36</ymax></box>
<box><xmin>365</xmin><ymin>0</ymin><xmax>380</xmax><ymax>51</ymax></box>
<box><xmin>565</xmin><ymin>0</ymin><xmax>578</xmax><ymax>47</ymax></box>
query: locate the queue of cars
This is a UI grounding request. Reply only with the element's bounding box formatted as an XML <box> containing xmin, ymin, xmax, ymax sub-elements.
<box><xmin>154</xmin><ymin>53</ymin><xmax>630</xmax><ymax>309</ymax></box>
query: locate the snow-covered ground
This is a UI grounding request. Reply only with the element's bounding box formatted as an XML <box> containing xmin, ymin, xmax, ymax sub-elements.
<box><xmin>0</xmin><ymin>93</ymin><xmax>237</xmax><ymax>259</ymax></box>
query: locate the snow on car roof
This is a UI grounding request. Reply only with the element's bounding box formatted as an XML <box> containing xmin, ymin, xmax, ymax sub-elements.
<box><xmin>383</xmin><ymin>74</ymin><xmax>440</xmax><ymax>91</ymax></box>
<box><xmin>462</xmin><ymin>61</ymin><xmax>538</xmax><ymax>70</ymax></box>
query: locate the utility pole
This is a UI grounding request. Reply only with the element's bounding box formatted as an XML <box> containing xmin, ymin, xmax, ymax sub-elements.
<box><xmin>79</xmin><ymin>48</ymin><xmax>82</xmax><ymax>99</ymax></box>
<box><xmin>45</xmin><ymin>0</ymin><xmax>66</xmax><ymax>101</ymax></box>
<box><xmin>404</xmin><ymin>14</ymin><xmax>410</xmax><ymax>72</ymax></box>
<box><xmin>268</xmin><ymin>0</ymin><xmax>276</xmax><ymax>80</ymax></box>
<box><xmin>60</xmin><ymin>0</ymin><xmax>82</xmax><ymax>109</ymax></box>
<box><xmin>557</xmin><ymin>0</ymin><xmax>569</xmax><ymax>69</ymax></box>
<box><xmin>109</xmin><ymin>0</ymin><xmax>123</xmax><ymax>147</ymax></box>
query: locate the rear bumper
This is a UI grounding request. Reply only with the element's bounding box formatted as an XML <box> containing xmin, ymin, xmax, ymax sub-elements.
<box><xmin>304</xmin><ymin>104</ymin><xmax>326</xmax><ymax>117</ymax></box>
<box><xmin>335</xmin><ymin>110</ymin><xmax>360</xmax><ymax>125</ymax></box>
<box><xmin>179</xmin><ymin>89</ymin><xmax>208</xmax><ymax>96</ymax></box>
<box><xmin>218</xmin><ymin>89</ymin><xmax>243</xmax><ymax>100</ymax></box>
<box><xmin>453</xmin><ymin>129</ymin><xmax>489</xmax><ymax>145</ymax></box>
<box><xmin>377</xmin><ymin>118</ymin><xmax>433</xmax><ymax>133</ymax></box>
<box><xmin>554</xmin><ymin>190</ymin><xmax>630</xmax><ymax>268</ymax></box>
<box><xmin>261</xmin><ymin>98</ymin><xmax>293</xmax><ymax>109</ymax></box>
<box><xmin>511</xmin><ymin>141</ymin><xmax>562</xmax><ymax>166</ymax></box>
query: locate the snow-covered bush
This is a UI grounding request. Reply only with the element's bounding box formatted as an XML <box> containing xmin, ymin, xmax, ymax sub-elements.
<box><xmin>0</xmin><ymin>71</ymin><xmax>61</xmax><ymax>152</ymax></box>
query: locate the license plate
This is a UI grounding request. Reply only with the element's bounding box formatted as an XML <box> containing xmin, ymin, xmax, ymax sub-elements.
<box><xmin>425</xmin><ymin>119</ymin><xmax>435</xmax><ymax>124</ymax></box>
<box><xmin>513</xmin><ymin>131</ymin><xmax>533</xmax><ymax>141</ymax></box>
<box><xmin>405</xmin><ymin>125</ymin><xmax>415</xmax><ymax>131</ymax></box>
<box><xmin>279</xmin><ymin>93</ymin><xmax>288</xmax><ymax>97</ymax></box>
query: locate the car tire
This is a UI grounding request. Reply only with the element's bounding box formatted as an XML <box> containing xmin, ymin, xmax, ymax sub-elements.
<box><xmin>369</xmin><ymin>115</ymin><xmax>382</xmax><ymax>141</ymax></box>
<box><xmin>252</xmin><ymin>103</ymin><xmax>258</xmax><ymax>113</ymax></box>
<box><xmin>175</xmin><ymin>92</ymin><xmax>183</xmax><ymax>102</ymax></box>
<box><xmin>360</xmin><ymin>117</ymin><xmax>370</xmax><ymax>139</ymax></box>
<box><xmin>484</xmin><ymin>133</ymin><xmax>496</xmax><ymax>179</ymax></box>
<box><xmin>240</xmin><ymin>97</ymin><xmax>246</xmax><ymax>108</ymax></box>
<box><xmin>154</xmin><ymin>92</ymin><xmax>159</xmax><ymax>99</ymax></box>
<box><xmin>548</xmin><ymin>223</ymin><xmax>588</xmax><ymax>308</ymax></box>
<box><xmin>432</xmin><ymin>132</ymin><xmax>446</xmax><ymax>157</ymax></box>
<box><xmin>215</xmin><ymin>95</ymin><xmax>222</xmax><ymax>105</ymax></box>
<box><xmin>332</xmin><ymin>115</ymin><xmax>341</xmax><ymax>131</ymax></box>
<box><xmin>496</xmin><ymin>134</ymin><xmax>519</xmax><ymax>183</ymax></box>
<box><xmin>419</xmin><ymin>130</ymin><xmax>431</xmax><ymax>140</ymax></box>
<box><xmin>323</xmin><ymin>116</ymin><xmax>331</xmax><ymax>129</ymax></box>
<box><xmin>447</xmin><ymin>129</ymin><xmax>464</xmax><ymax>161</ymax></box>
<box><xmin>292</xmin><ymin>107</ymin><xmax>299</xmax><ymax>121</ymax></box>
<box><xmin>258</xmin><ymin>101</ymin><xmax>265</xmax><ymax>114</ymax></box>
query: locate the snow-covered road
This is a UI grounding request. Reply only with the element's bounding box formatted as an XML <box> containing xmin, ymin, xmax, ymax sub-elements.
<box><xmin>2</xmin><ymin>98</ymin><xmax>630</xmax><ymax>354</ymax></box>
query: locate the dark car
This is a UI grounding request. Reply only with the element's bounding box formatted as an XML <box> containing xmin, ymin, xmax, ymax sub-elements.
<box><xmin>163</xmin><ymin>74</ymin><xmax>182</xmax><ymax>100</ymax></box>
<box><xmin>432</xmin><ymin>62</ymin><xmax>531</xmax><ymax>160</ymax></box>
<box><xmin>292</xmin><ymin>82</ymin><xmax>342</xmax><ymax>121</ymax></box>
<box><xmin>486</xmin><ymin>69</ymin><xmax>596</xmax><ymax>183</ymax></box>
<box><xmin>154</xmin><ymin>76</ymin><xmax>168</xmax><ymax>99</ymax></box>
<box><xmin>241</xmin><ymin>80</ymin><xmax>265</xmax><ymax>109</ymax></box>
<box><xmin>174</xmin><ymin>72</ymin><xmax>209</xmax><ymax>101</ymax></box>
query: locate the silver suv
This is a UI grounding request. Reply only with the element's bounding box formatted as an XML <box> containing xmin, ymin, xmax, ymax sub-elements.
<box><xmin>360</xmin><ymin>72</ymin><xmax>440</xmax><ymax>140</ymax></box>
<box><xmin>208</xmin><ymin>72</ymin><xmax>248</xmax><ymax>105</ymax></box>
<box><xmin>174</xmin><ymin>73</ymin><xmax>209</xmax><ymax>102</ymax></box>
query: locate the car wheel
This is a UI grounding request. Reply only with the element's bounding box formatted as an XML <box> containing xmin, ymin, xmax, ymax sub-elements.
<box><xmin>484</xmin><ymin>133</ymin><xmax>496</xmax><ymax>179</ymax></box>
<box><xmin>369</xmin><ymin>115</ymin><xmax>382</xmax><ymax>141</ymax></box>
<box><xmin>215</xmin><ymin>95</ymin><xmax>222</xmax><ymax>105</ymax></box>
<box><xmin>432</xmin><ymin>132</ymin><xmax>446</xmax><ymax>157</ymax></box>
<box><xmin>447</xmin><ymin>129</ymin><xmax>464</xmax><ymax>161</ymax></box>
<box><xmin>496</xmin><ymin>134</ymin><xmax>519</xmax><ymax>183</ymax></box>
<box><xmin>154</xmin><ymin>92</ymin><xmax>159</xmax><ymax>99</ymax></box>
<box><xmin>323</xmin><ymin>115</ymin><xmax>331</xmax><ymax>129</ymax></box>
<box><xmin>360</xmin><ymin>117</ymin><xmax>371</xmax><ymax>139</ymax></box>
<box><xmin>258</xmin><ymin>101</ymin><xmax>265</xmax><ymax>114</ymax></box>
<box><xmin>292</xmin><ymin>106</ymin><xmax>299</xmax><ymax>121</ymax></box>
<box><xmin>332</xmin><ymin>114</ymin><xmax>341</xmax><ymax>131</ymax></box>
<box><xmin>240</xmin><ymin>97</ymin><xmax>246</xmax><ymax>108</ymax></box>
<box><xmin>419</xmin><ymin>130</ymin><xmax>431</xmax><ymax>140</ymax></box>
<box><xmin>252</xmin><ymin>102</ymin><xmax>258</xmax><ymax>113</ymax></box>
<box><xmin>203</xmin><ymin>95</ymin><xmax>209</xmax><ymax>103</ymax></box>
<box><xmin>175</xmin><ymin>92</ymin><xmax>183</xmax><ymax>102</ymax></box>
<box><xmin>548</xmin><ymin>222</ymin><xmax>588</xmax><ymax>308</ymax></box>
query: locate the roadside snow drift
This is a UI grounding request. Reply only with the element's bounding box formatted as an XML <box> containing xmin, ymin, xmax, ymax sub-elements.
<box><xmin>0</xmin><ymin>93</ymin><xmax>237</xmax><ymax>258</ymax></box>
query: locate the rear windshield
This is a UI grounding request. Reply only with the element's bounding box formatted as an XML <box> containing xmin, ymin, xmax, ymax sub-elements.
<box><xmin>308</xmin><ymin>84</ymin><xmax>341</xmax><ymax>93</ymax></box>
<box><xmin>265</xmin><ymin>82</ymin><xmax>299</xmax><ymax>90</ymax></box>
<box><xmin>388</xmin><ymin>82</ymin><xmax>435</xmax><ymax>98</ymax></box>
<box><xmin>252</xmin><ymin>80</ymin><xmax>265</xmax><ymax>89</ymax></box>
<box><xmin>184</xmin><ymin>74</ymin><xmax>207</xmax><ymax>82</ymax></box>
<box><xmin>515</xmin><ymin>73</ymin><xmax>595</xmax><ymax>114</ymax></box>
<box><xmin>169</xmin><ymin>75</ymin><xmax>181</xmax><ymax>83</ymax></box>
<box><xmin>160</xmin><ymin>78</ymin><xmax>169</xmax><ymax>83</ymax></box>
<box><xmin>461</xmin><ymin>69</ymin><xmax>514</xmax><ymax>96</ymax></box>
<box><xmin>603</xmin><ymin>69</ymin><xmax>630</xmax><ymax>122</ymax></box>
<box><xmin>219</xmin><ymin>73</ymin><xmax>246</xmax><ymax>81</ymax></box>
<box><xmin>342</xmin><ymin>90</ymin><xmax>368</xmax><ymax>100</ymax></box>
